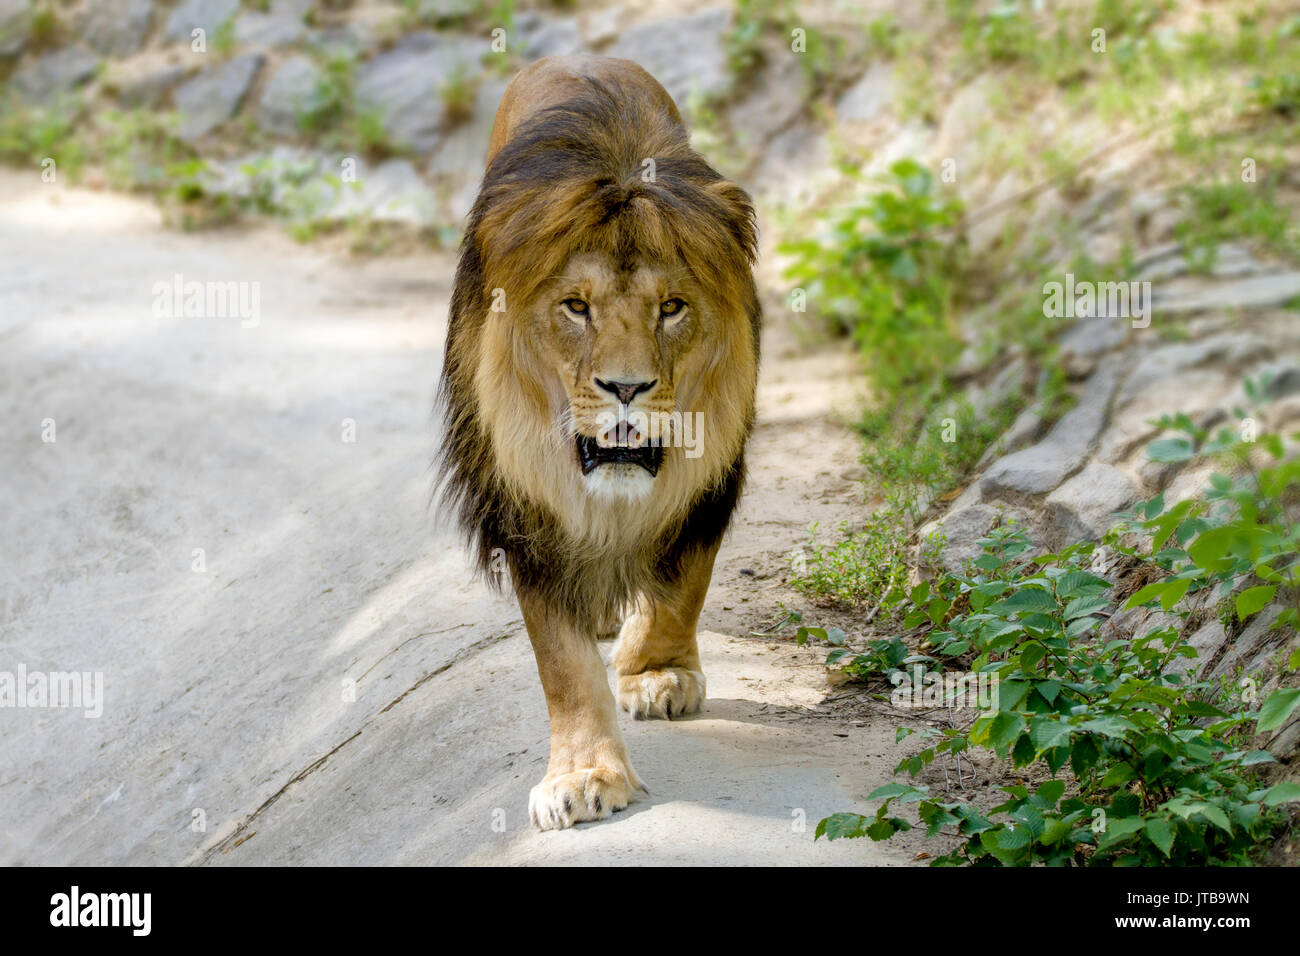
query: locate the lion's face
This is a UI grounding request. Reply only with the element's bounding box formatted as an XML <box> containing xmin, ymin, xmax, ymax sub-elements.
<box><xmin>532</xmin><ymin>251</ymin><xmax>709</xmax><ymax>502</ymax></box>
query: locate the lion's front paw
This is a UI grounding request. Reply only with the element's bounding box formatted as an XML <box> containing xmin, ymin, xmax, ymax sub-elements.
<box><xmin>617</xmin><ymin>667</ymin><xmax>705</xmax><ymax>720</ymax></box>
<box><xmin>528</xmin><ymin>767</ymin><xmax>635</xmax><ymax>831</ymax></box>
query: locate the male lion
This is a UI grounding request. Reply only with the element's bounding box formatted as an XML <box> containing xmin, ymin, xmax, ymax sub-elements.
<box><xmin>438</xmin><ymin>55</ymin><xmax>760</xmax><ymax>830</ymax></box>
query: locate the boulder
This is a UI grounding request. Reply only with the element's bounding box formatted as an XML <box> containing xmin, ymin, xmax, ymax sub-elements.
<box><xmin>0</xmin><ymin>0</ymin><xmax>29</xmax><ymax>60</ymax></box>
<box><xmin>918</xmin><ymin>503</ymin><xmax>1026</xmax><ymax>577</ymax></box>
<box><xmin>1167</xmin><ymin>618</ymin><xmax>1229</xmax><ymax>678</ymax></box>
<box><xmin>12</xmin><ymin>47</ymin><xmax>101</xmax><ymax>104</ymax></box>
<box><xmin>258</xmin><ymin>55</ymin><xmax>326</xmax><ymax>136</ymax></box>
<box><xmin>1154</xmin><ymin>272</ymin><xmax>1300</xmax><ymax>315</ymax></box>
<box><xmin>835</xmin><ymin>63</ymin><xmax>892</xmax><ymax>123</ymax></box>
<box><xmin>607</xmin><ymin>8</ymin><xmax>732</xmax><ymax>108</ymax></box>
<box><xmin>355</xmin><ymin>33</ymin><xmax>479</xmax><ymax>155</ymax></box>
<box><xmin>173</xmin><ymin>53</ymin><xmax>265</xmax><ymax>141</ymax></box>
<box><xmin>980</xmin><ymin>361</ymin><xmax>1122</xmax><ymax>501</ymax></box>
<box><xmin>331</xmin><ymin>159</ymin><xmax>440</xmax><ymax>228</ymax></box>
<box><xmin>519</xmin><ymin>16</ymin><xmax>583</xmax><ymax>59</ymax></box>
<box><xmin>81</xmin><ymin>0</ymin><xmax>155</xmax><ymax>57</ymax></box>
<box><xmin>1210</xmin><ymin>606</ymin><xmax>1285</xmax><ymax>680</ymax></box>
<box><xmin>164</xmin><ymin>0</ymin><xmax>241</xmax><ymax>43</ymax></box>
<box><xmin>116</xmin><ymin>62</ymin><xmax>190</xmax><ymax>108</ymax></box>
<box><xmin>1044</xmin><ymin>462</ymin><xmax>1139</xmax><ymax>547</ymax></box>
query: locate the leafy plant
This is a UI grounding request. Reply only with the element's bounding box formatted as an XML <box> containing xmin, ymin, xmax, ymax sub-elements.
<box><xmin>782</xmin><ymin>158</ymin><xmax>966</xmax><ymax>428</ymax></box>
<box><xmin>790</xmin><ymin>518</ymin><xmax>907</xmax><ymax>609</ymax></box>
<box><xmin>815</xmin><ymin>401</ymin><xmax>1300</xmax><ymax>864</ymax></box>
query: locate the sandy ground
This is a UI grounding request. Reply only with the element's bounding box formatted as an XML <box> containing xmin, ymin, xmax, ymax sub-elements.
<box><xmin>0</xmin><ymin>171</ymin><xmax>922</xmax><ymax>865</ymax></box>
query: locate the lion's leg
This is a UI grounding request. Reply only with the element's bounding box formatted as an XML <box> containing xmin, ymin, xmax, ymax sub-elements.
<box><xmin>612</xmin><ymin>542</ymin><xmax>718</xmax><ymax>720</ymax></box>
<box><xmin>520</xmin><ymin>591</ymin><xmax>643</xmax><ymax>830</ymax></box>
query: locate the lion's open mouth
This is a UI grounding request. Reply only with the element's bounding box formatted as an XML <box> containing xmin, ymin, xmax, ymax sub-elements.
<box><xmin>575</xmin><ymin>434</ymin><xmax>664</xmax><ymax>476</ymax></box>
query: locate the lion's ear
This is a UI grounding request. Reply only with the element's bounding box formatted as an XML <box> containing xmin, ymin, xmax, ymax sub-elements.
<box><xmin>705</xmin><ymin>179</ymin><xmax>758</xmax><ymax>265</ymax></box>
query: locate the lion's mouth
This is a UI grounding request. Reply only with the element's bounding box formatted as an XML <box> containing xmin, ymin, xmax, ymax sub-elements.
<box><xmin>575</xmin><ymin>433</ymin><xmax>663</xmax><ymax>477</ymax></box>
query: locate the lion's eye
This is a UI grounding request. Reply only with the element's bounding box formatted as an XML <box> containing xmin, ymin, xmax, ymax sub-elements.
<box><xmin>659</xmin><ymin>298</ymin><xmax>687</xmax><ymax>321</ymax></box>
<box><xmin>561</xmin><ymin>298</ymin><xmax>590</xmax><ymax>320</ymax></box>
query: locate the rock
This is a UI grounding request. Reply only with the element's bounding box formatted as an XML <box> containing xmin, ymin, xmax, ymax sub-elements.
<box><xmin>1058</xmin><ymin>315</ymin><xmax>1128</xmax><ymax>377</ymax></box>
<box><xmin>1210</xmin><ymin>606</ymin><xmax>1284</xmax><ymax>680</ymax></box>
<box><xmin>425</xmin><ymin>78</ymin><xmax>508</xmax><ymax>222</ymax></box>
<box><xmin>355</xmin><ymin>33</ymin><xmax>479</xmax><ymax>155</ymax></box>
<box><xmin>749</xmin><ymin>121</ymin><xmax>832</xmax><ymax>206</ymax></box>
<box><xmin>0</xmin><ymin>0</ymin><xmax>29</xmax><ymax>60</ymax></box>
<box><xmin>918</xmin><ymin>503</ymin><xmax>1025</xmax><ymax>577</ymax></box>
<box><xmin>1208</xmin><ymin>242</ymin><xmax>1273</xmax><ymax>279</ymax></box>
<box><xmin>1168</xmin><ymin>619</ymin><xmax>1228</xmax><ymax>678</ymax></box>
<box><xmin>331</xmin><ymin>159</ymin><xmax>440</xmax><ymax>228</ymax></box>
<box><xmin>1108</xmin><ymin>605</ymin><xmax>1181</xmax><ymax>643</ymax></box>
<box><xmin>173</xmin><ymin>54</ymin><xmax>265</xmax><ymax>142</ymax></box>
<box><xmin>835</xmin><ymin>63</ymin><xmax>892</xmax><ymax>123</ymax></box>
<box><xmin>1044</xmin><ymin>463</ymin><xmax>1139</xmax><ymax>547</ymax></box>
<box><xmin>582</xmin><ymin>5</ymin><xmax>624</xmax><ymax>46</ymax></box>
<box><xmin>980</xmin><ymin>361</ymin><xmax>1122</xmax><ymax>502</ymax></box>
<box><xmin>80</xmin><ymin>0</ymin><xmax>155</xmax><ymax>57</ymax></box>
<box><xmin>968</xmin><ymin>172</ymin><xmax>1022</xmax><ymax>255</ymax></box>
<box><xmin>728</xmin><ymin>50</ymin><xmax>808</xmax><ymax>154</ymax></box>
<box><xmin>236</xmin><ymin>11</ymin><xmax>307</xmax><ymax>48</ymax></box>
<box><xmin>1134</xmin><ymin>242</ymin><xmax>1270</xmax><ymax>284</ymax></box>
<box><xmin>11</xmin><ymin>47</ymin><xmax>101</xmax><ymax>104</ymax></box>
<box><xmin>1115</xmin><ymin>333</ymin><xmax>1270</xmax><ymax>407</ymax></box>
<box><xmin>1133</xmin><ymin>241</ymin><xmax>1186</xmax><ymax>282</ymax></box>
<box><xmin>519</xmin><ymin>16</ymin><xmax>583</xmax><ymax>59</ymax></box>
<box><xmin>1100</xmin><ymin>367</ymin><xmax>1230</xmax><ymax>464</ymax></box>
<box><xmin>1266</xmin><ymin>716</ymin><xmax>1300</xmax><ymax>760</ymax></box>
<box><xmin>608</xmin><ymin>8</ymin><xmax>732</xmax><ymax>108</ymax></box>
<box><xmin>932</xmin><ymin>76</ymin><xmax>995</xmax><ymax>192</ymax></box>
<box><xmin>116</xmin><ymin>62</ymin><xmax>190</xmax><ymax>108</ymax></box>
<box><xmin>1153</xmin><ymin>271</ymin><xmax>1300</xmax><ymax>315</ymax></box>
<box><xmin>408</xmin><ymin>0</ymin><xmax>480</xmax><ymax>23</ymax></box>
<box><xmin>1257</xmin><ymin>358</ymin><xmax>1300</xmax><ymax>400</ymax></box>
<box><xmin>309</xmin><ymin>25</ymin><xmax>371</xmax><ymax>59</ymax></box>
<box><xmin>975</xmin><ymin>406</ymin><xmax>1046</xmax><ymax>471</ymax></box>
<box><xmin>164</xmin><ymin>0</ymin><xmax>241</xmax><ymax>43</ymax></box>
<box><xmin>258</xmin><ymin>55</ymin><xmax>325</xmax><ymax>136</ymax></box>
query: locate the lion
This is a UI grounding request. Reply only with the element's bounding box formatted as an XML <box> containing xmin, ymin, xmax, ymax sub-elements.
<box><xmin>437</xmin><ymin>55</ymin><xmax>760</xmax><ymax>830</ymax></box>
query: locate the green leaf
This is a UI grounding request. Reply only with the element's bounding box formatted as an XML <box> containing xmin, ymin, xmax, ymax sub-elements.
<box><xmin>1160</xmin><ymin>577</ymin><xmax>1191</xmax><ymax>611</ymax></box>
<box><xmin>816</xmin><ymin>812</ymin><xmax>868</xmax><ymax>841</ymax></box>
<box><xmin>1262</xmin><ymin>782</ymin><xmax>1300</xmax><ymax>807</ymax></box>
<box><xmin>867</xmin><ymin>783</ymin><xmax>923</xmax><ymax>801</ymax></box>
<box><xmin>1079</xmin><ymin>715</ymin><xmax>1137</xmax><ymax>738</ymax></box>
<box><xmin>989</xmin><ymin>587</ymin><xmax>1058</xmax><ymax>616</ymax></box>
<box><xmin>1144</xmin><ymin>817</ymin><xmax>1175</xmax><ymax>857</ymax></box>
<box><xmin>1124</xmin><ymin>579</ymin><xmax>1172</xmax><ymax>610</ymax></box>
<box><xmin>1029</xmin><ymin>718</ymin><xmax>1071</xmax><ymax>753</ymax></box>
<box><xmin>1056</xmin><ymin>570</ymin><xmax>1112</xmax><ymax>598</ymax></box>
<box><xmin>1257</xmin><ymin>688</ymin><xmax>1300</xmax><ymax>732</ymax></box>
<box><xmin>1235</xmin><ymin>585</ymin><xmax>1277</xmax><ymax>621</ymax></box>
<box><xmin>1064</xmin><ymin>595</ymin><xmax>1112</xmax><ymax>621</ymax></box>
<box><xmin>990</xmin><ymin>712</ymin><xmax>1027</xmax><ymax>750</ymax></box>
<box><xmin>1197</xmin><ymin>803</ymin><xmax>1232</xmax><ymax>834</ymax></box>
<box><xmin>1097</xmin><ymin>815</ymin><xmax>1144</xmax><ymax>850</ymax></box>
<box><xmin>1187</xmin><ymin>526</ymin><xmax>1238</xmax><ymax>573</ymax></box>
<box><xmin>1146</xmin><ymin>437</ymin><xmax>1195</xmax><ymax>462</ymax></box>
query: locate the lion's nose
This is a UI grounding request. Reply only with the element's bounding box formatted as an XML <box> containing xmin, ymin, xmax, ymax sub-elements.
<box><xmin>594</xmin><ymin>378</ymin><xmax>656</xmax><ymax>405</ymax></box>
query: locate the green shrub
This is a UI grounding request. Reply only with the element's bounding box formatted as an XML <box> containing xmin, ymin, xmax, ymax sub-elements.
<box><xmin>814</xmin><ymin>395</ymin><xmax>1300</xmax><ymax>865</ymax></box>
<box><xmin>782</xmin><ymin>159</ymin><xmax>966</xmax><ymax>428</ymax></box>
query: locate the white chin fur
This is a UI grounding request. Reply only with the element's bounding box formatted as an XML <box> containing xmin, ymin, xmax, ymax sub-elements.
<box><xmin>582</xmin><ymin>464</ymin><xmax>656</xmax><ymax>502</ymax></box>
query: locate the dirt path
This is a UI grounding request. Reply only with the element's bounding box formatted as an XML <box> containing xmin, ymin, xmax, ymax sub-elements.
<box><xmin>0</xmin><ymin>172</ymin><xmax>920</xmax><ymax>865</ymax></box>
